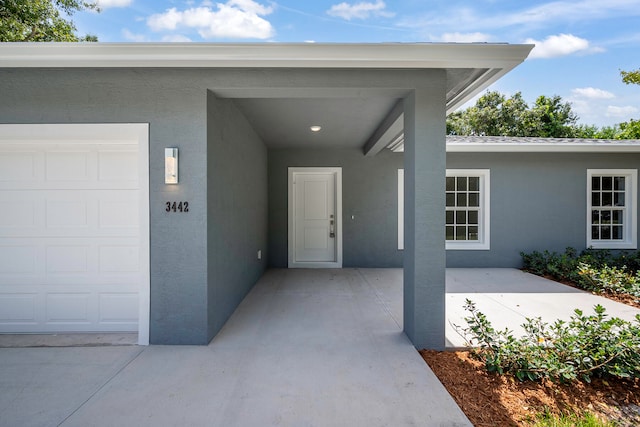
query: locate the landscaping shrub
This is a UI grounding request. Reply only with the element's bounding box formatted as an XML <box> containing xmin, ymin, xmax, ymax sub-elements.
<box><xmin>577</xmin><ymin>263</ymin><xmax>640</xmax><ymax>298</ymax></box>
<box><xmin>531</xmin><ymin>409</ymin><xmax>616</xmax><ymax>427</ymax></box>
<box><xmin>521</xmin><ymin>247</ymin><xmax>640</xmax><ymax>299</ymax></box>
<box><xmin>458</xmin><ymin>299</ymin><xmax>640</xmax><ymax>383</ymax></box>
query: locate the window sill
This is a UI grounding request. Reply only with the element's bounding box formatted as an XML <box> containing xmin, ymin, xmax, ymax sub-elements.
<box><xmin>587</xmin><ymin>241</ymin><xmax>637</xmax><ymax>250</ymax></box>
<box><xmin>446</xmin><ymin>241</ymin><xmax>490</xmax><ymax>250</ymax></box>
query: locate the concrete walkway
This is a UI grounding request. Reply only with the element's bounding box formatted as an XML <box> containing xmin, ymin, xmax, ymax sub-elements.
<box><xmin>359</xmin><ymin>268</ymin><xmax>640</xmax><ymax>348</ymax></box>
<box><xmin>0</xmin><ymin>268</ymin><xmax>471</xmax><ymax>427</ymax></box>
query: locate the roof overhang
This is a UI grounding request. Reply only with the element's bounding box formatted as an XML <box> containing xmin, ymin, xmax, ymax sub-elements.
<box><xmin>0</xmin><ymin>42</ymin><xmax>533</xmax><ymax>70</ymax></box>
<box><xmin>0</xmin><ymin>43</ymin><xmax>534</xmax><ymax>152</ymax></box>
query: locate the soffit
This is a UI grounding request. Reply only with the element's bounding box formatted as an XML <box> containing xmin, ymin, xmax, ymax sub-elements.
<box><xmin>0</xmin><ymin>43</ymin><xmax>533</xmax><ymax>151</ymax></box>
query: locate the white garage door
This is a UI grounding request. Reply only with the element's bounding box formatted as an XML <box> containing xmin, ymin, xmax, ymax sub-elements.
<box><xmin>0</xmin><ymin>124</ymin><xmax>149</xmax><ymax>342</ymax></box>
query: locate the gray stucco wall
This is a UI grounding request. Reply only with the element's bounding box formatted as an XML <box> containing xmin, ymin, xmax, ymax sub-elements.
<box><xmin>268</xmin><ymin>148</ymin><xmax>403</xmax><ymax>268</ymax></box>
<box><xmin>207</xmin><ymin>93</ymin><xmax>268</xmax><ymax>340</ymax></box>
<box><xmin>269</xmin><ymin>149</ymin><xmax>640</xmax><ymax>270</ymax></box>
<box><xmin>446</xmin><ymin>152</ymin><xmax>640</xmax><ymax>267</ymax></box>
<box><xmin>0</xmin><ymin>68</ymin><xmax>268</xmax><ymax>344</ymax></box>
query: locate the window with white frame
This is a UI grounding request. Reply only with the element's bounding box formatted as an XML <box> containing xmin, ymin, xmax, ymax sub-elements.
<box><xmin>397</xmin><ymin>169</ymin><xmax>490</xmax><ymax>250</ymax></box>
<box><xmin>446</xmin><ymin>170</ymin><xmax>490</xmax><ymax>250</ymax></box>
<box><xmin>587</xmin><ymin>169</ymin><xmax>637</xmax><ymax>249</ymax></box>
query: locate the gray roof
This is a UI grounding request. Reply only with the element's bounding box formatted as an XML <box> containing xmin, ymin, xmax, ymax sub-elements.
<box><xmin>446</xmin><ymin>135</ymin><xmax>640</xmax><ymax>145</ymax></box>
<box><xmin>389</xmin><ymin>135</ymin><xmax>640</xmax><ymax>152</ymax></box>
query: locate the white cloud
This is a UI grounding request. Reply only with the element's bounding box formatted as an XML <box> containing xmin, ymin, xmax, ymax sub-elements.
<box><xmin>525</xmin><ymin>34</ymin><xmax>591</xmax><ymax>59</ymax></box>
<box><xmin>327</xmin><ymin>1</ymin><xmax>394</xmax><ymax>20</ymax></box>
<box><xmin>162</xmin><ymin>34</ymin><xmax>193</xmax><ymax>42</ymax></box>
<box><xmin>572</xmin><ymin>87</ymin><xmax>615</xmax><ymax>100</ymax></box>
<box><xmin>438</xmin><ymin>32</ymin><xmax>493</xmax><ymax>43</ymax></box>
<box><xmin>96</xmin><ymin>0</ymin><xmax>132</xmax><ymax>8</ymax></box>
<box><xmin>607</xmin><ymin>105</ymin><xmax>639</xmax><ymax>117</ymax></box>
<box><xmin>122</xmin><ymin>29</ymin><xmax>148</xmax><ymax>42</ymax></box>
<box><xmin>147</xmin><ymin>0</ymin><xmax>274</xmax><ymax>39</ymax></box>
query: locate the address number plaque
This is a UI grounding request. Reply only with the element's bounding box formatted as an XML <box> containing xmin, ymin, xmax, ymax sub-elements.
<box><xmin>165</xmin><ymin>201</ymin><xmax>189</xmax><ymax>213</ymax></box>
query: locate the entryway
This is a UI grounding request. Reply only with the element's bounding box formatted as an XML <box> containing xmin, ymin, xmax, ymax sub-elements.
<box><xmin>287</xmin><ymin>167</ymin><xmax>342</xmax><ymax>268</ymax></box>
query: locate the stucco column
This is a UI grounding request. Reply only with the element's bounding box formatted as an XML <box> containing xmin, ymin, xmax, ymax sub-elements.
<box><xmin>403</xmin><ymin>75</ymin><xmax>447</xmax><ymax>350</ymax></box>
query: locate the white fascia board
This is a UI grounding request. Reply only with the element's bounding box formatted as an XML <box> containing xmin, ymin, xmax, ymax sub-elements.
<box><xmin>446</xmin><ymin>143</ymin><xmax>640</xmax><ymax>153</ymax></box>
<box><xmin>0</xmin><ymin>42</ymin><xmax>533</xmax><ymax>69</ymax></box>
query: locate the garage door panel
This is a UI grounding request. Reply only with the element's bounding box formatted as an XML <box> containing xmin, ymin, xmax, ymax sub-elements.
<box><xmin>0</xmin><ymin>145</ymin><xmax>138</xmax><ymax>190</ymax></box>
<box><xmin>46</xmin><ymin>246</ymin><xmax>90</xmax><ymax>273</ymax></box>
<box><xmin>0</xmin><ymin>151</ymin><xmax>38</xmax><ymax>182</ymax></box>
<box><xmin>0</xmin><ymin>293</ymin><xmax>37</xmax><ymax>323</ymax></box>
<box><xmin>99</xmin><ymin>293</ymin><xmax>138</xmax><ymax>323</ymax></box>
<box><xmin>0</xmin><ymin>199</ymin><xmax>38</xmax><ymax>228</ymax></box>
<box><xmin>45</xmin><ymin>151</ymin><xmax>92</xmax><ymax>182</ymax></box>
<box><xmin>0</xmin><ymin>245</ymin><xmax>39</xmax><ymax>274</ymax></box>
<box><xmin>0</xmin><ymin>191</ymin><xmax>139</xmax><ymax>238</ymax></box>
<box><xmin>99</xmin><ymin>245</ymin><xmax>140</xmax><ymax>273</ymax></box>
<box><xmin>98</xmin><ymin>150</ymin><xmax>138</xmax><ymax>182</ymax></box>
<box><xmin>46</xmin><ymin>199</ymin><xmax>90</xmax><ymax>228</ymax></box>
<box><xmin>0</xmin><ymin>125</ymin><xmax>146</xmax><ymax>335</ymax></box>
<box><xmin>46</xmin><ymin>293</ymin><xmax>91</xmax><ymax>323</ymax></box>
<box><xmin>98</xmin><ymin>195</ymin><xmax>139</xmax><ymax>229</ymax></box>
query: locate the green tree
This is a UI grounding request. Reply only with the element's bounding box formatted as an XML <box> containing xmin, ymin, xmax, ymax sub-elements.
<box><xmin>447</xmin><ymin>91</ymin><xmax>578</xmax><ymax>137</ymax></box>
<box><xmin>529</xmin><ymin>95</ymin><xmax>578</xmax><ymax>138</ymax></box>
<box><xmin>0</xmin><ymin>0</ymin><xmax>98</xmax><ymax>42</ymax></box>
<box><xmin>614</xmin><ymin>68</ymin><xmax>640</xmax><ymax>139</ymax></box>
<box><xmin>616</xmin><ymin>119</ymin><xmax>640</xmax><ymax>139</ymax></box>
<box><xmin>573</xmin><ymin>124</ymin><xmax>619</xmax><ymax>139</ymax></box>
<box><xmin>621</xmin><ymin>68</ymin><xmax>640</xmax><ymax>85</ymax></box>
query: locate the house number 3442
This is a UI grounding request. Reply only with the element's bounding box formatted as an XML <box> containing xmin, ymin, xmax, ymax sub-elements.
<box><xmin>166</xmin><ymin>201</ymin><xmax>189</xmax><ymax>213</ymax></box>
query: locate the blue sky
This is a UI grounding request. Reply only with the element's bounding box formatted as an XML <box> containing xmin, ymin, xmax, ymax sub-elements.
<box><xmin>74</xmin><ymin>0</ymin><xmax>640</xmax><ymax>127</ymax></box>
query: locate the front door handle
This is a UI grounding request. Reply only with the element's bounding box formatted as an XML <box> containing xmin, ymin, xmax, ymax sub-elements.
<box><xmin>330</xmin><ymin>217</ymin><xmax>335</xmax><ymax>238</ymax></box>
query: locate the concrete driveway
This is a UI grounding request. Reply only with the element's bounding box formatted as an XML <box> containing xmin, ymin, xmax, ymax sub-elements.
<box><xmin>0</xmin><ymin>268</ymin><xmax>471</xmax><ymax>427</ymax></box>
<box><xmin>3</xmin><ymin>268</ymin><xmax>638</xmax><ymax>427</ymax></box>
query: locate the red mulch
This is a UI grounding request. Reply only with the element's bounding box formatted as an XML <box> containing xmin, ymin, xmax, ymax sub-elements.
<box><xmin>421</xmin><ymin>350</ymin><xmax>640</xmax><ymax>426</ymax></box>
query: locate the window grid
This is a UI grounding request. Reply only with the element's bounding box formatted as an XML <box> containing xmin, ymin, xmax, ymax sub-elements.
<box><xmin>446</xmin><ymin>176</ymin><xmax>480</xmax><ymax>241</ymax></box>
<box><xmin>591</xmin><ymin>175</ymin><xmax>626</xmax><ymax>241</ymax></box>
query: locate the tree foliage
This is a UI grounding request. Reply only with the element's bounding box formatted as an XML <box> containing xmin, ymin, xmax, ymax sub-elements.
<box><xmin>448</xmin><ymin>90</ymin><xmax>640</xmax><ymax>139</ymax></box>
<box><xmin>621</xmin><ymin>69</ymin><xmax>640</xmax><ymax>86</ymax></box>
<box><xmin>447</xmin><ymin>91</ymin><xmax>578</xmax><ymax>138</ymax></box>
<box><xmin>0</xmin><ymin>0</ymin><xmax>98</xmax><ymax>42</ymax></box>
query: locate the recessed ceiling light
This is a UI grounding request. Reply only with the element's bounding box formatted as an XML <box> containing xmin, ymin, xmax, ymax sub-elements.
<box><xmin>310</xmin><ymin>125</ymin><xmax>322</xmax><ymax>132</ymax></box>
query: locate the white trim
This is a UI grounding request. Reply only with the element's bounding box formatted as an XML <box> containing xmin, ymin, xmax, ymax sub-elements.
<box><xmin>447</xmin><ymin>143</ymin><xmax>640</xmax><ymax>153</ymax></box>
<box><xmin>288</xmin><ymin>167</ymin><xmax>343</xmax><ymax>269</ymax></box>
<box><xmin>0</xmin><ymin>123</ymin><xmax>150</xmax><ymax>345</ymax></box>
<box><xmin>398</xmin><ymin>169</ymin><xmax>404</xmax><ymax>250</ymax></box>
<box><xmin>0</xmin><ymin>42</ymin><xmax>532</xmax><ymax>69</ymax></box>
<box><xmin>136</xmin><ymin>125</ymin><xmax>150</xmax><ymax>346</ymax></box>
<box><xmin>586</xmin><ymin>169</ymin><xmax>637</xmax><ymax>250</ymax></box>
<box><xmin>446</xmin><ymin>169</ymin><xmax>491</xmax><ymax>250</ymax></box>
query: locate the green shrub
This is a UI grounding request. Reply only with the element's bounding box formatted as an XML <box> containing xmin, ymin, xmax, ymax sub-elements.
<box><xmin>577</xmin><ymin>263</ymin><xmax>640</xmax><ymax>298</ymax></box>
<box><xmin>520</xmin><ymin>247</ymin><xmax>580</xmax><ymax>282</ymax></box>
<box><xmin>530</xmin><ymin>409</ymin><xmax>616</xmax><ymax>427</ymax></box>
<box><xmin>458</xmin><ymin>299</ymin><xmax>640</xmax><ymax>383</ymax></box>
<box><xmin>521</xmin><ymin>248</ymin><xmax>640</xmax><ymax>299</ymax></box>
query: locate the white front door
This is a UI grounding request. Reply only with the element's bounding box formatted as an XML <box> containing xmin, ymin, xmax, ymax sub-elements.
<box><xmin>288</xmin><ymin>167</ymin><xmax>342</xmax><ymax>268</ymax></box>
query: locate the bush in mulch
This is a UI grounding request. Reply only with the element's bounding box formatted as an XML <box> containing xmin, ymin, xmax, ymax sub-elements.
<box><xmin>521</xmin><ymin>247</ymin><xmax>640</xmax><ymax>305</ymax></box>
<box><xmin>456</xmin><ymin>299</ymin><xmax>640</xmax><ymax>384</ymax></box>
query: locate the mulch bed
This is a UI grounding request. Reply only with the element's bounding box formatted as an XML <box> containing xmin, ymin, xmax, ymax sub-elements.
<box><xmin>421</xmin><ymin>349</ymin><xmax>640</xmax><ymax>426</ymax></box>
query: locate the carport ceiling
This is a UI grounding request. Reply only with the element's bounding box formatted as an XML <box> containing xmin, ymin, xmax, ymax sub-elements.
<box><xmin>233</xmin><ymin>97</ymin><xmax>399</xmax><ymax>149</ymax></box>
<box><xmin>229</xmin><ymin>67</ymin><xmax>502</xmax><ymax>150</ymax></box>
